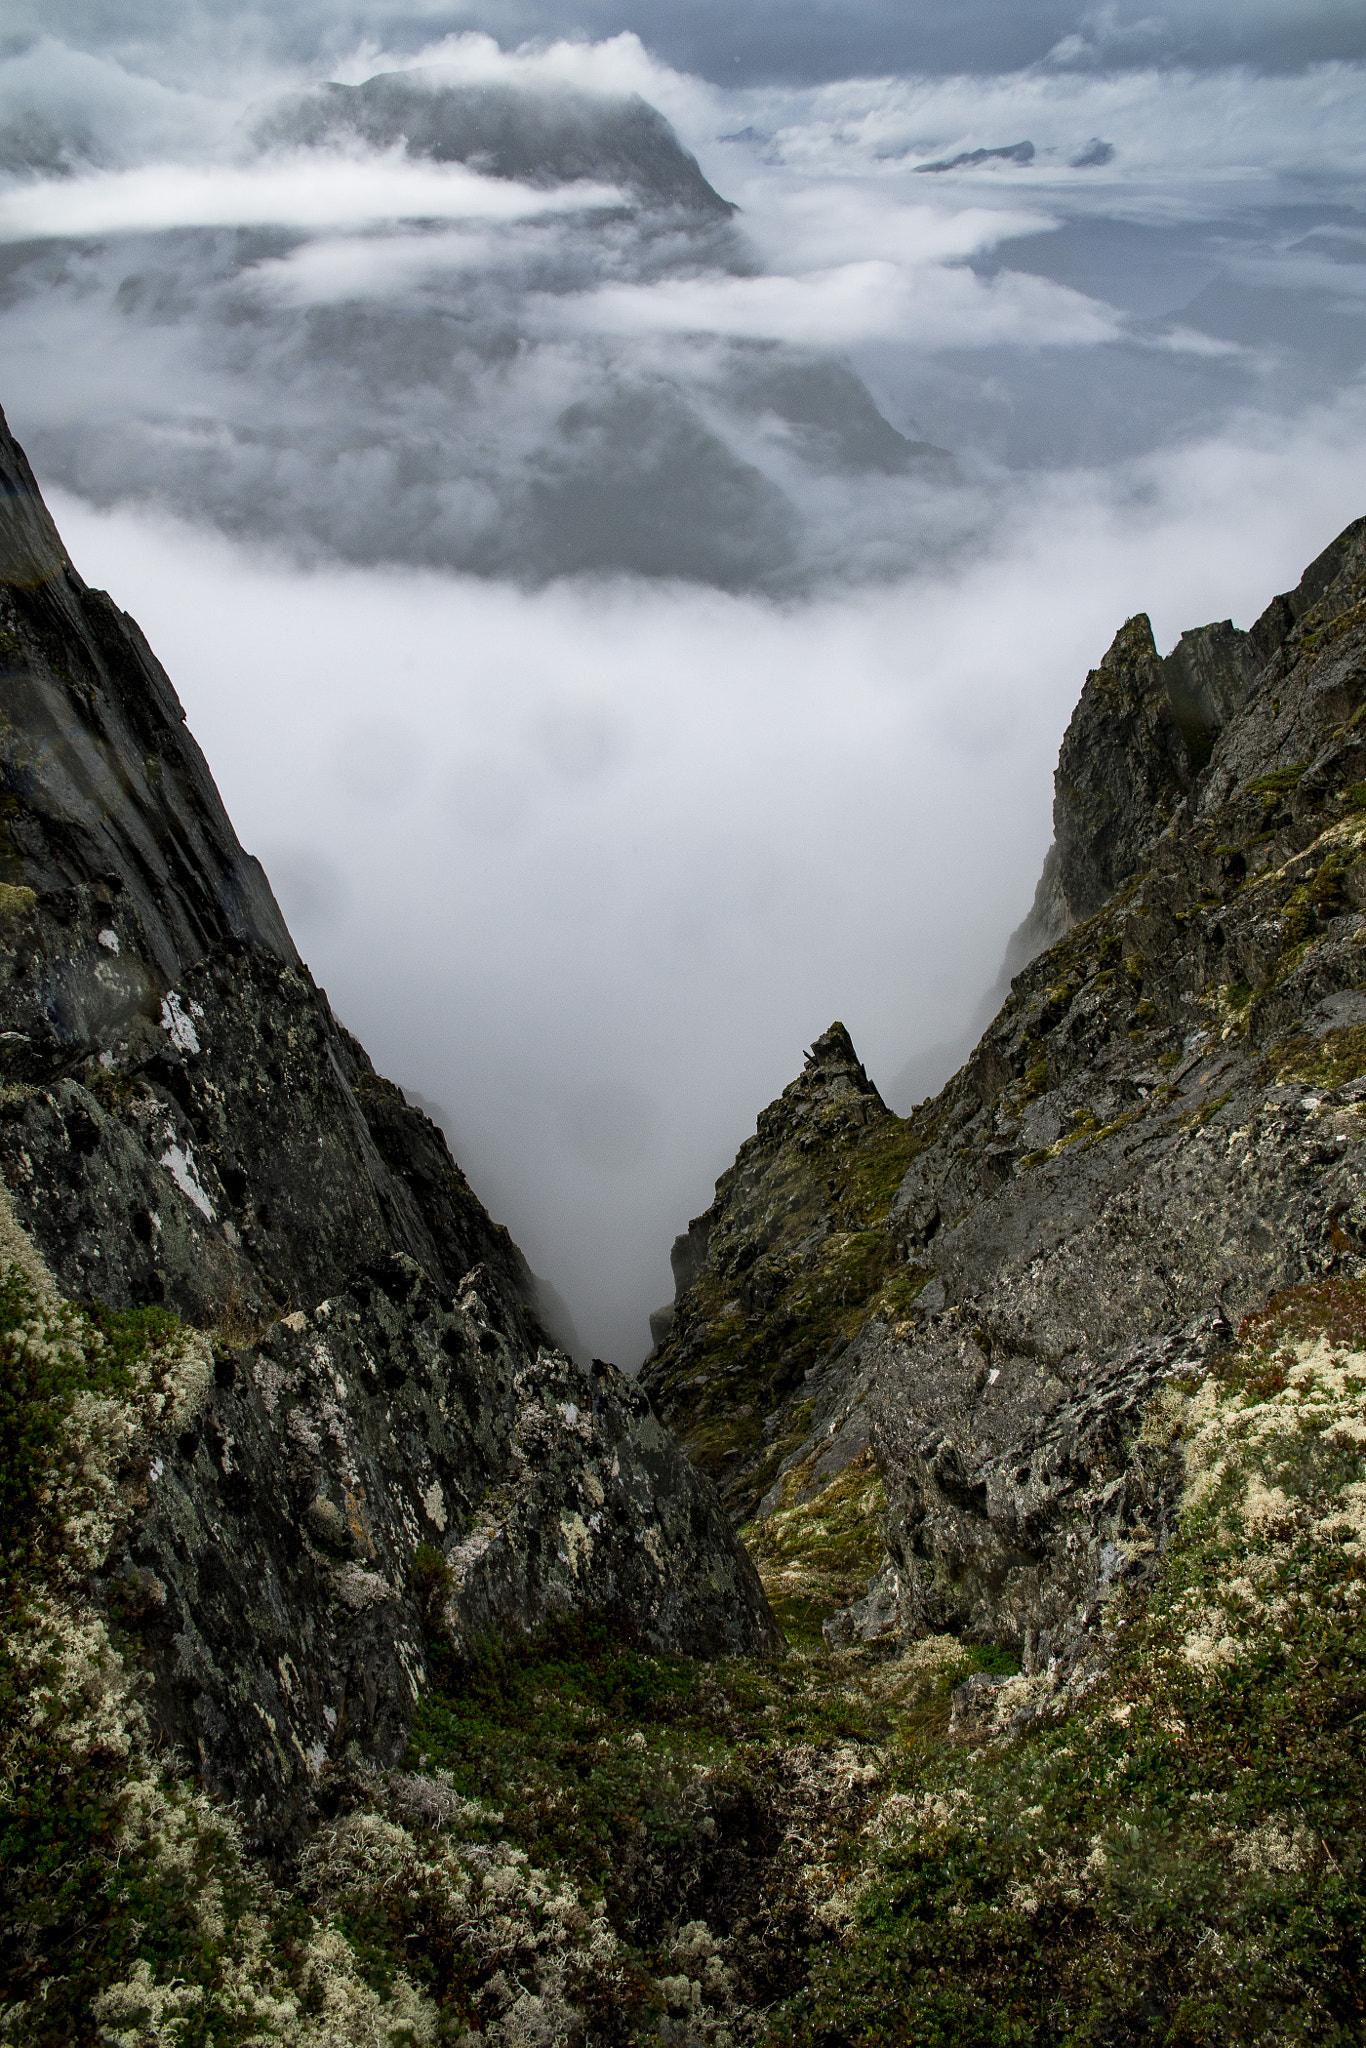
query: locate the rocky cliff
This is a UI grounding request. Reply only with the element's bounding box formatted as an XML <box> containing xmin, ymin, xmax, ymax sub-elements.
<box><xmin>0</xmin><ymin>402</ymin><xmax>779</xmax><ymax>1869</ymax></box>
<box><xmin>604</xmin><ymin>518</ymin><xmax>1366</xmax><ymax>2044</ymax></box>
<box><xmin>644</xmin><ymin>513</ymin><xmax>1366</xmax><ymax>1676</ymax></box>
<box><xmin>1002</xmin><ymin>533</ymin><xmax>1344</xmax><ymax>970</ymax></box>
<box><xmin>6</xmin><ymin>407</ymin><xmax>1366</xmax><ymax>2044</ymax></box>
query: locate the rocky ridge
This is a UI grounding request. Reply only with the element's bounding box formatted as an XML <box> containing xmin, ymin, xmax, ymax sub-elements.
<box><xmin>0</xmin><ymin>401</ymin><xmax>779</xmax><ymax>1856</ymax></box>
<box><xmin>257</xmin><ymin>71</ymin><xmax>738</xmax><ymax>219</ymax></box>
<box><xmin>643</xmin><ymin>512</ymin><xmax>1366</xmax><ymax>1681</ymax></box>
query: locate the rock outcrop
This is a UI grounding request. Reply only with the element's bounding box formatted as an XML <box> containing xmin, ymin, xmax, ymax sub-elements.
<box><xmin>257</xmin><ymin>70</ymin><xmax>737</xmax><ymax>218</ymax></box>
<box><xmin>1003</xmin><ymin>523</ymin><xmax>1360</xmax><ymax>970</ymax></box>
<box><xmin>644</xmin><ymin>512</ymin><xmax>1366</xmax><ymax>1685</ymax></box>
<box><xmin>643</xmin><ymin>1023</ymin><xmax>909</xmax><ymax>1521</ymax></box>
<box><xmin>0</xmin><ymin>403</ymin><xmax>780</xmax><ymax>1849</ymax></box>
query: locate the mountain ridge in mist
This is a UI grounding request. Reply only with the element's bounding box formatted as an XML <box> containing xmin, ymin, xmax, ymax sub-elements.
<box><xmin>257</xmin><ymin>68</ymin><xmax>738</xmax><ymax>217</ymax></box>
<box><xmin>0</xmin><ymin>61</ymin><xmax>955</xmax><ymax>591</ymax></box>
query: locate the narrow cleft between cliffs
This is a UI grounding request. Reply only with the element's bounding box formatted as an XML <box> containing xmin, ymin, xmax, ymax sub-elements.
<box><xmin>3</xmin><ymin>396</ymin><xmax>1366</xmax><ymax>2043</ymax></box>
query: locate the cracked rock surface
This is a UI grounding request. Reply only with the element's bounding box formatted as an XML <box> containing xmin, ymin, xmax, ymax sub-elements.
<box><xmin>644</xmin><ymin>512</ymin><xmax>1366</xmax><ymax>1678</ymax></box>
<box><xmin>0</xmin><ymin>402</ymin><xmax>780</xmax><ymax>1848</ymax></box>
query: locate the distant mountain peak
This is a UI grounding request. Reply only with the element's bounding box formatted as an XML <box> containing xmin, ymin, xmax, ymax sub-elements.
<box><xmin>256</xmin><ymin>68</ymin><xmax>737</xmax><ymax>217</ymax></box>
<box><xmin>914</xmin><ymin>139</ymin><xmax>1034</xmax><ymax>173</ymax></box>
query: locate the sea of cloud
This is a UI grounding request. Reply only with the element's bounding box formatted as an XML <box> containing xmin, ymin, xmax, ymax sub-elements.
<box><xmin>2</xmin><ymin>24</ymin><xmax>1365</xmax><ymax>1356</ymax></box>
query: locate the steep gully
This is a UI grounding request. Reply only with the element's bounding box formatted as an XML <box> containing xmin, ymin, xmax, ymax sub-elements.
<box><xmin>3</xmin><ymin>391</ymin><xmax>1366</xmax><ymax>2038</ymax></box>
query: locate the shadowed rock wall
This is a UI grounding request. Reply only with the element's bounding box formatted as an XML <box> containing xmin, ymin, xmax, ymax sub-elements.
<box><xmin>0</xmin><ymin>404</ymin><xmax>780</xmax><ymax>1849</ymax></box>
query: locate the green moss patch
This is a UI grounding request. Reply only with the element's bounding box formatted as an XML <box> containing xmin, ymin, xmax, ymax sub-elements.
<box><xmin>667</xmin><ymin>1232</ymin><xmax>903</xmax><ymax>1502</ymax></box>
<box><xmin>411</xmin><ymin>1615</ymin><xmax>708</xmax><ymax>1888</ymax></box>
<box><xmin>1247</xmin><ymin>761</ymin><xmax>1310</xmax><ymax>797</ymax></box>
<box><xmin>80</xmin><ymin>1062</ymin><xmax>139</xmax><ymax>1115</ymax></box>
<box><xmin>1179</xmin><ymin>1086</ymin><xmax>1233</xmax><ymax>1130</ymax></box>
<box><xmin>1275</xmin><ymin>1022</ymin><xmax>1366</xmax><ymax>1091</ymax></box>
<box><xmin>408</xmin><ymin>1615</ymin><xmax>923</xmax><ymax>1949</ymax></box>
<box><xmin>868</xmin><ymin>1266</ymin><xmax>936</xmax><ymax>1323</ymax></box>
<box><xmin>841</xmin><ymin>1115</ymin><xmax>934</xmax><ymax>1225</ymax></box>
<box><xmin>743</xmin><ymin>1452</ymin><xmax>888</xmax><ymax>1642</ymax></box>
<box><xmin>1304</xmin><ymin>596</ymin><xmax>1366</xmax><ymax>662</ymax></box>
<box><xmin>1236</xmin><ymin>1274</ymin><xmax>1366</xmax><ymax>1359</ymax></box>
<box><xmin>0</xmin><ymin>881</ymin><xmax>36</xmax><ymax>920</ymax></box>
<box><xmin>1021</xmin><ymin>1105</ymin><xmax>1144</xmax><ymax>1170</ymax></box>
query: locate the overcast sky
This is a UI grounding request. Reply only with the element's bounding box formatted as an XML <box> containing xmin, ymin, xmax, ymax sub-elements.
<box><xmin>6</xmin><ymin>0</ymin><xmax>1366</xmax><ymax>83</ymax></box>
<box><xmin>2</xmin><ymin>6</ymin><xmax>1364</xmax><ymax>1361</ymax></box>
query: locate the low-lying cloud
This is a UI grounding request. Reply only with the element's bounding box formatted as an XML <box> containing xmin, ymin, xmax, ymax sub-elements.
<box><xmin>559</xmin><ymin>256</ymin><xmax>1122</xmax><ymax>350</ymax></box>
<box><xmin>0</xmin><ymin>157</ymin><xmax>624</xmax><ymax>239</ymax></box>
<box><xmin>3</xmin><ymin>39</ymin><xmax>1361</xmax><ymax>592</ymax></box>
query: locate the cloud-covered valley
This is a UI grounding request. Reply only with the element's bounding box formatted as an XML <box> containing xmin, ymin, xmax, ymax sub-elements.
<box><xmin>2</xmin><ymin>20</ymin><xmax>1365</xmax><ymax>1356</ymax></box>
<box><xmin>4</xmin><ymin>37</ymin><xmax>1363</xmax><ymax>586</ymax></box>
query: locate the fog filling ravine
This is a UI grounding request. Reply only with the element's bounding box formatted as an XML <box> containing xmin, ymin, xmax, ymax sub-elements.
<box><xmin>4</xmin><ymin>9</ymin><xmax>1365</xmax><ymax>1362</ymax></box>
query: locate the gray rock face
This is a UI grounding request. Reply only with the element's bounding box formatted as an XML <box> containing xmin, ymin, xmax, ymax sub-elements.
<box><xmin>1161</xmin><ymin>616</ymin><xmax>1254</xmax><ymax>737</ymax></box>
<box><xmin>914</xmin><ymin>141</ymin><xmax>1035</xmax><ymax>173</ymax></box>
<box><xmin>0</xmin><ymin>407</ymin><xmax>527</xmax><ymax>1330</ymax></box>
<box><xmin>135</xmin><ymin>1257</ymin><xmax>778</xmax><ymax>1848</ymax></box>
<box><xmin>1012</xmin><ymin>513</ymin><xmax>1366</xmax><ymax>964</ymax></box>
<box><xmin>0</xmin><ymin>403</ymin><xmax>781</xmax><ymax>1847</ymax></box>
<box><xmin>1051</xmin><ymin>612</ymin><xmax>1197</xmax><ymax>925</ymax></box>
<box><xmin>871</xmin><ymin>1313</ymin><xmax>1227</xmax><ymax>1665</ymax></box>
<box><xmin>257</xmin><ymin>71</ymin><xmax>737</xmax><ymax>218</ymax></box>
<box><xmin>647</xmin><ymin>511</ymin><xmax>1366</xmax><ymax>1679</ymax></box>
<box><xmin>641</xmin><ymin>1022</ymin><xmax>906</xmax><ymax>1532</ymax></box>
<box><xmin>999</xmin><ymin>602</ymin><xmax>1214</xmax><ymax>977</ymax></box>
